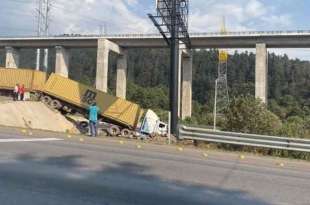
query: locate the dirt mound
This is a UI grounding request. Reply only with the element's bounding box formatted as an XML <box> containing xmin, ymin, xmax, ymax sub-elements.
<box><xmin>0</xmin><ymin>101</ymin><xmax>78</xmax><ymax>133</ymax></box>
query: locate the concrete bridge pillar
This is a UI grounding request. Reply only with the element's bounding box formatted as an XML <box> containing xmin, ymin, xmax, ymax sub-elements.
<box><xmin>96</xmin><ymin>39</ymin><xmax>110</xmax><ymax>92</ymax></box>
<box><xmin>96</xmin><ymin>38</ymin><xmax>125</xmax><ymax>96</ymax></box>
<box><xmin>181</xmin><ymin>52</ymin><xmax>193</xmax><ymax>120</ymax></box>
<box><xmin>255</xmin><ymin>43</ymin><xmax>268</xmax><ymax>104</ymax></box>
<box><xmin>55</xmin><ymin>46</ymin><xmax>69</xmax><ymax>78</ymax></box>
<box><xmin>178</xmin><ymin>46</ymin><xmax>193</xmax><ymax>120</ymax></box>
<box><xmin>178</xmin><ymin>50</ymin><xmax>182</xmax><ymax>117</ymax></box>
<box><xmin>5</xmin><ymin>47</ymin><xmax>20</xmax><ymax>68</ymax></box>
<box><xmin>116</xmin><ymin>51</ymin><xmax>128</xmax><ymax>99</ymax></box>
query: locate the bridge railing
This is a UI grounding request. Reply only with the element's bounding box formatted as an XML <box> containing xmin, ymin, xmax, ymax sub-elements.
<box><xmin>88</xmin><ymin>30</ymin><xmax>310</xmax><ymax>38</ymax></box>
<box><xmin>190</xmin><ymin>30</ymin><xmax>310</xmax><ymax>37</ymax></box>
<box><xmin>179</xmin><ymin>125</ymin><xmax>310</xmax><ymax>153</ymax></box>
<box><xmin>94</xmin><ymin>30</ymin><xmax>310</xmax><ymax>38</ymax></box>
<box><xmin>2</xmin><ymin>30</ymin><xmax>310</xmax><ymax>39</ymax></box>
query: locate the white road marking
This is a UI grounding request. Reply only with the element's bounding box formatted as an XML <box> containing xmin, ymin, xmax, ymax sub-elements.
<box><xmin>0</xmin><ymin>138</ymin><xmax>63</xmax><ymax>143</ymax></box>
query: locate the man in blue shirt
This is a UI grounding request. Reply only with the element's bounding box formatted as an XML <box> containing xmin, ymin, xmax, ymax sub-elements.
<box><xmin>88</xmin><ymin>102</ymin><xmax>100</xmax><ymax>137</ymax></box>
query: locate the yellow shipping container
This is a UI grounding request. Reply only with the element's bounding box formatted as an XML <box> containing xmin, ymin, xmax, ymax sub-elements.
<box><xmin>0</xmin><ymin>68</ymin><xmax>47</xmax><ymax>91</ymax></box>
<box><xmin>43</xmin><ymin>74</ymin><xmax>144</xmax><ymax>128</ymax></box>
<box><xmin>31</xmin><ymin>71</ymin><xmax>47</xmax><ymax>91</ymax></box>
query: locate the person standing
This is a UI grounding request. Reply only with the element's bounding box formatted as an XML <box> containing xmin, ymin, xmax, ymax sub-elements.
<box><xmin>17</xmin><ymin>84</ymin><xmax>22</xmax><ymax>101</ymax></box>
<box><xmin>88</xmin><ymin>102</ymin><xmax>100</xmax><ymax>137</ymax></box>
<box><xmin>19</xmin><ymin>84</ymin><xmax>25</xmax><ymax>101</ymax></box>
<box><xmin>13</xmin><ymin>84</ymin><xmax>19</xmax><ymax>101</ymax></box>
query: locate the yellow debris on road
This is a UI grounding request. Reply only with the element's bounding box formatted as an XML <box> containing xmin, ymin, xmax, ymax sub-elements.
<box><xmin>239</xmin><ymin>155</ymin><xmax>245</xmax><ymax>160</ymax></box>
<box><xmin>203</xmin><ymin>152</ymin><xmax>208</xmax><ymax>158</ymax></box>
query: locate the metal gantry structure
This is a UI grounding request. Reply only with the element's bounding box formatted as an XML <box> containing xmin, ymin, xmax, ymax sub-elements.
<box><xmin>148</xmin><ymin>0</ymin><xmax>191</xmax><ymax>135</ymax></box>
<box><xmin>36</xmin><ymin>0</ymin><xmax>51</xmax><ymax>72</ymax></box>
<box><xmin>149</xmin><ymin>0</ymin><xmax>191</xmax><ymax>48</ymax></box>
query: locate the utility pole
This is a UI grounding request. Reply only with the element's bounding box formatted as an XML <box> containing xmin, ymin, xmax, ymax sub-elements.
<box><xmin>104</xmin><ymin>23</ymin><xmax>107</xmax><ymax>35</ymax></box>
<box><xmin>99</xmin><ymin>23</ymin><xmax>107</xmax><ymax>35</ymax></box>
<box><xmin>99</xmin><ymin>25</ymin><xmax>103</xmax><ymax>35</ymax></box>
<box><xmin>36</xmin><ymin>0</ymin><xmax>51</xmax><ymax>72</ymax></box>
<box><xmin>43</xmin><ymin>0</ymin><xmax>50</xmax><ymax>73</ymax></box>
<box><xmin>36</xmin><ymin>0</ymin><xmax>43</xmax><ymax>70</ymax></box>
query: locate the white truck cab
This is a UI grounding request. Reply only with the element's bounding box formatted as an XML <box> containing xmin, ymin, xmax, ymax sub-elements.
<box><xmin>139</xmin><ymin>109</ymin><xmax>168</xmax><ymax>136</ymax></box>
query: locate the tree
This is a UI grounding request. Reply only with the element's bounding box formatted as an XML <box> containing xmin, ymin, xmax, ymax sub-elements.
<box><xmin>127</xmin><ymin>82</ymin><xmax>169</xmax><ymax>110</ymax></box>
<box><xmin>223</xmin><ymin>96</ymin><xmax>282</xmax><ymax>135</ymax></box>
<box><xmin>280</xmin><ymin>116</ymin><xmax>310</xmax><ymax>138</ymax></box>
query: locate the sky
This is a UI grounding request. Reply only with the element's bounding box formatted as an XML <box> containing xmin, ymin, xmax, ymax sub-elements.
<box><xmin>0</xmin><ymin>0</ymin><xmax>310</xmax><ymax>59</ymax></box>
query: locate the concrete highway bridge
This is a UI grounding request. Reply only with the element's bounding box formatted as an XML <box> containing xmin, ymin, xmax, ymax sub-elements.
<box><xmin>1</xmin><ymin>30</ymin><xmax>310</xmax><ymax>119</ymax></box>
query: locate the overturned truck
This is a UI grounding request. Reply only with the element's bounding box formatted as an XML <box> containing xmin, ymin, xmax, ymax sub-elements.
<box><xmin>0</xmin><ymin>68</ymin><xmax>167</xmax><ymax>137</ymax></box>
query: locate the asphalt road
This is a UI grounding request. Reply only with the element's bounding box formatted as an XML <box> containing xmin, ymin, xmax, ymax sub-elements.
<box><xmin>0</xmin><ymin>127</ymin><xmax>310</xmax><ymax>205</ymax></box>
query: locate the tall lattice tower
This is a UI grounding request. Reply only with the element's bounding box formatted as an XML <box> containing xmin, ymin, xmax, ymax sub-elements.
<box><xmin>213</xmin><ymin>17</ymin><xmax>230</xmax><ymax>130</ymax></box>
<box><xmin>36</xmin><ymin>0</ymin><xmax>51</xmax><ymax>71</ymax></box>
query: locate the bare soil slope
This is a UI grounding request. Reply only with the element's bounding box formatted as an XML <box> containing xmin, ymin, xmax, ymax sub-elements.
<box><xmin>0</xmin><ymin>101</ymin><xmax>78</xmax><ymax>133</ymax></box>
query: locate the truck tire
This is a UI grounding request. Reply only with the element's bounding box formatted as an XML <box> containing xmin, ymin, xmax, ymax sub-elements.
<box><xmin>50</xmin><ymin>99</ymin><xmax>62</xmax><ymax>109</ymax></box>
<box><xmin>108</xmin><ymin>125</ymin><xmax>120</xmax><ymax>137</ymax></box>
<box><xmin>33</xmin><ymin>92</ymin><xmax>42</xmax><ymax>101</ymax></box>
<box><xmin>78</xmin><ymin>121</ymin><xmax>89</xmax><ymax>134</ymax></box>
<box><xmin>121</xmin><ymin>129</ymin><xmax>131</xmax><ymax>138</ymax></box>
<box><xmin>62</xmin><ymin>106</ymin><xmax>72</xmax><ymax>113</ymax></box>
<box><xmin>98</xmin><ymin>128</ymin><xmax>108</xmax><ymax>136</ymax></box>
<box><xmin>41</xmin><ymin>95</ymin><xmax>52</xmax><ymax>105</ymax></box>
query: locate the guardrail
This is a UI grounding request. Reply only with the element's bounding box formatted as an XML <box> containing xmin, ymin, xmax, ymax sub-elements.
<box><xmin>179</xmin><ymin>125</ymin><xmax>310</xmax><ymax>152</ymax></box>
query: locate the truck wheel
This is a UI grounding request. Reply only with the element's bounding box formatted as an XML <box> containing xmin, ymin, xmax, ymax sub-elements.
<box><xmin>41</xmin><ymin>95</ymin><xmax>52</xmax><ymax>105</ymax></box>
<box><xmin>108</xmin><ymin>126</ymin><xmax>120</xmax><ymax>137</ymax></box>
<box><xmin>121</xmin><ymin>129</ymin><xmax>131</xmax><ymax>138</ymax></box>
<box><xmin>78</xmin><ymin>121</ymin><xmax>89</xmax><ymax>134</ymax></box>
<box><xmin>63</xmin><ymin>106</ymin><xmax>73</xmax><ymax>113</ymax></box>
<box><xmin>33</xmin><ymin>92</ymin><xmax>42</xmax><ymax>101</ymax></box>
<box><xmin>50</xmin><ymin>99</ymin><xmax>62</xmax><ymax>109</ymax></box>
<box><xmin>98</xmin><ymin>128</ymin><xmax>108</xmax><ymax>136</ymax></box>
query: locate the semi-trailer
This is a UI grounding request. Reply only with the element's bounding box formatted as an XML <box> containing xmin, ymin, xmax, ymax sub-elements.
<box><xmin>0</xmin><ymin>68</ymin><xmax>46</xmax><ymax>93</ymax></box>
<box><xmin>0</xmin><ymin>68</ymin><xmax>167</xmax><ymax>138</ymax></box>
